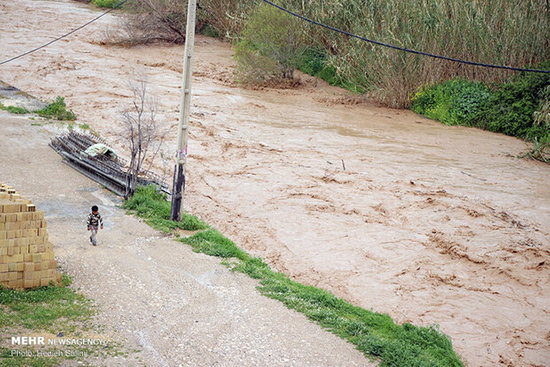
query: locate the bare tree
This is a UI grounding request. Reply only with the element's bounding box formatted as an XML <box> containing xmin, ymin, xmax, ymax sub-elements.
<box><xmin>102</xmin><ymin>0</ymin><xmax>231</xmax><ymax>46</ymax></box>
<box><xmin>114</xmin><ymin>0</ymin><xmax>188</xmax><ymax>45</ymax></box>
<box><xmin>119</xmin><ymin>74</ymin><xmax>167</xmax><ymax>198</ymax></box>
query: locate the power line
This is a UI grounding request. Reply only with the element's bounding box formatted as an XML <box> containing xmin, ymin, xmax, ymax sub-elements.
<box><xmin>263</xmin><ymin>0</ymin><xmax>550</xmax><ymax>74</ymax></box>
<box><xmin>0</xmin><ymin>0</ymin><xmax>127</xmax><ymax>66</ymax></box>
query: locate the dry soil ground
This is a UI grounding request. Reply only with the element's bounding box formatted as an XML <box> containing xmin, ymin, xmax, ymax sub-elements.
<box><xmin>1</xmin><ymin>1</ymin><xmax>550</xmax><ymax>366</ymax></box>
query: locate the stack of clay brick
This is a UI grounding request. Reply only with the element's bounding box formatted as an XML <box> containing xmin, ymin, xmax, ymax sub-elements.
<box><xmin>0</xmin><ymin>183</ymin><xmax>62</xmax><ymax>289</ymax></box>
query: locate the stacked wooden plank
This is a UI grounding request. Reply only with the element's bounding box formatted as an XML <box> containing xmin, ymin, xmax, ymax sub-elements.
<box><xmin>49</xmin><ymin>131</ymin><xmax>170</xmax><ymax>197</ymax></box>
<box><xmin>0</xmin><ymin>183</ymin><xmax>62</xmax><ymax>289</ymax></box>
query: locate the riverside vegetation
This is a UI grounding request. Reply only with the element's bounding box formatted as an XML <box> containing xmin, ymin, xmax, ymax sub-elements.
<box><xmin>412</xmin><ymin>62</ymin><xmax>550</xmax><ymax>162</ymax></box>
<box><xmin>122</xmin><ymin>185</ymin><xmax>464</xmax><ymax>367</ymax></box>
<box><xmin>89</xmin><ymin>0</ymin><xmax>550</xmax><ymax>159</ymax></box>
<box><xmin>88</xmin><ymin>0</ymin><xmax>550</xmax><ymax>103</ymax></box>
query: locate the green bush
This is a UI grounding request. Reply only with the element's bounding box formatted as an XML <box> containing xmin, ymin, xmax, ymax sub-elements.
<box><xmin>468</xmin><ymin>61</ymin><xmax>550</xmax><ymax>139</ymax></box>
<box><xmin>34</xmin><ymin>96</ymin><xmax>76</xmax><ymax>121</ymax></box>
<box><xmin>122</xmin><ymin>185</ymin><xmax>207</xmax><ymax>232</ymax></box>
<box><xmin>200</xmin><ymin>24</ymin><xmax>220</xmax><ymax>38</ymax></box>
<box><xmin>411</xmin><ymin>78</ymin><xmax>490</xmax><ymax>125</ymax></box>
<box><xmin>296</xmin><ymin>48</ymin><xmax>327</xmax><ymax>76</ymax></box>
<box><xmin>412</xmin><ymin>63</ymin><xmax>550</xmax><ymax>161</ymax></box>
<box><xmin>91</xmin><ymin>0</ymin><xmax>122</xmax><ymax>8</ymax></box>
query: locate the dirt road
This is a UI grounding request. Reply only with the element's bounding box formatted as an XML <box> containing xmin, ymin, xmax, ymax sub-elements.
<box><xmin>1</xmin><ymin>1</ymin><xmax>549</xmax><ymax>366</ymax></box>
<box><xmin>0</xmin><ymin>114</ymin><xmax>376</xmax><ymax>366</ymax></box>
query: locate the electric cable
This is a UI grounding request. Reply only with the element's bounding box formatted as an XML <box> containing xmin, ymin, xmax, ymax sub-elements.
<box><xmin>0</xmin><ymin>0</ymin><xmax>127</xmax><ymax>66</ymax></box>
<box><xmin>262</xmin><ymin>0</ymin><xmax>550</xmax><ymax>74</ymax></box>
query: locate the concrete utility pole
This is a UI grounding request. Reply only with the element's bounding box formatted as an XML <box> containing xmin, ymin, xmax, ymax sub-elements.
<box><xmin>170</xmin><ymin>0</ymin><xmax>197</xmax><ymax>221</ymax></box>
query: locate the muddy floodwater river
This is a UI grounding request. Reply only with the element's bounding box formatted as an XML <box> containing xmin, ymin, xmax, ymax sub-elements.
<box><xmin>1</xmin><ymin>1</ymin><xmax>549</xmax><ymax>366</ymax></box>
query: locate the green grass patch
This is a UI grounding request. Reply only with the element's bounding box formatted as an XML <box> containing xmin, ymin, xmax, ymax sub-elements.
<box><xmin>0</xmin><ymin>275</ymin><xmax>132</xmax><ymax>365</ymax></box>
<box><xmin>121</xmin><ymin>185</ymin><xmax>208</xmax><ymax>232</ymax></box>
<box><xmin>180</xmin><ymin>229</ymin><xmax>249</xmax><ymax>260</ymax></box>
<box><xmin>0</xmin><ymin>103</ymin><xmax>31</xmax><ymax>115</ymax></box>
<box><xmin>1</xmin><ymin>97</ymin><xmax>76</xmax><ymax>121</ymax></box>
<box><xmin>0</xmin><ymin>275</ymin><xmax>92</xmax><ymax>332</ymax></box>
<box><xmin>34</xmin><ymin>97</ymin><xmax>76</xmax><ymax>121</ymax></box>
<box><xmin>0</xmin><ymin>275</ymin><xmax>98</xmax><ymax>366</ymax></box>
<box><xmin>91</xmin><ymin>0</ymin><xmax>122</xmax><ymax>8</ymax></box>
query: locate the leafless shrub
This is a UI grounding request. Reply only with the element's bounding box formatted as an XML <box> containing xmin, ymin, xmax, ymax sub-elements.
<box><xmin>234</xmin><ymin>47</ymin><xmax>285</xmax><ymax>84</ymax></box>
<box><xmin>198</xmin><ymin>0</ymin><xmax>256</xmax><ymax>40</ymax></box>
<box><xmin>119</xmin><ymin>73</ymin><xmax>168</xmax><ymax>198</ymax></box>
<box><xmin>101</xmin><ymin>15</ymin><xmax>157</xmax><ymax>46</ymax></box>
<box><xmin>102</xmin><ymin>0</ymin><xmax>188</xmax><ymax>45</ymax></box>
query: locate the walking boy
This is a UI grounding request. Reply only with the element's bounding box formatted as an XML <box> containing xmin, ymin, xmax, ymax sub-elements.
<box><xmin>87</xmin><ymin>205</ymin><xmax>103</xmax><ymax>246</ymax></box>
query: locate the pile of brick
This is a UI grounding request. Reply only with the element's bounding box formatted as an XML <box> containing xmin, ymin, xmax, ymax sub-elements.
<box><xmin>0</xmin><ymin>183</ymin><xmax>62</xmax><ymax>289</ymax></box>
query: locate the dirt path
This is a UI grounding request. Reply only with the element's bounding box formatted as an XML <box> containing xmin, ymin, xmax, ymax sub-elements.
<box><xmin>1</xmin><ymin>1</ymin><xmax>549</xmax><ymax>366</ymax></box>
<box><xmin>0</xmin><ymin>114</ymin><xmax>375</xmax><ymax>366</ymax></box>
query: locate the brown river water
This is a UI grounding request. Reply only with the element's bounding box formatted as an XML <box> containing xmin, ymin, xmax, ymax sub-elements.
<box><xmin>1</xmin><ymin>1</ymin><xmax>549</xmax><ymax>365</ymax></box>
